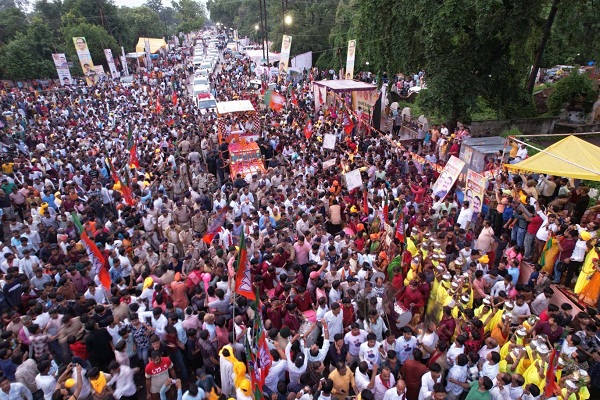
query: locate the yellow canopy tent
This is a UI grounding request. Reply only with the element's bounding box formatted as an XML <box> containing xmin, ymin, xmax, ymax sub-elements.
<box><xmin>135</xmin><ymin>38</ymin><xmax>167</xmax><ymax>54</ymax></box>
<box><xmin>505</xmin><ymin>135</ymin><xmax>600</xmax><ymax>181</ymax></box>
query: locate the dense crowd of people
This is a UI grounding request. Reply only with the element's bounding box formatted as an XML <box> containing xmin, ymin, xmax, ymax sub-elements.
<box><xmin>0</xmin><ymin>28</ymin><xmax>598</xmax><ymax>400</ymax></box>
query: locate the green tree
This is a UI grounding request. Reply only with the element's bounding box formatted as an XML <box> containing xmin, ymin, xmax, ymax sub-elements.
<box><xmin>0</xmin><ymin>17</ymin><xmax>56</xmax><ymax>79</ymax></box>
<box><xmin>33</xmin><ymin>0</ymin><xmax>64</xmax><ymax>35</ymax></box>
<box><xmin>172</xmin><ymin>0</ymin><xmax>206</xmax><ymax>33</ymax></box>
<box><xmin>547</xmin><ymin>71</ymin><xmax>597</xmax><ymax>114</ymax></box>
<box><xmin>0</xmin><ymin>7</ymin><xmax>28</xmax><ymax>43</ymax></box>
<box><xmin>62</xmin><ymin>19</ymin><xmax>120</xmax><ymax>75</ymax></box>
<box><xmin>120</xmin><ymin>6</ymin><xmax>165</xmax><ymax>50</ymax></box>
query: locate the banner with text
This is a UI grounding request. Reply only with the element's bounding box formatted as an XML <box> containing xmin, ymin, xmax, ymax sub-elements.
<box><xmin>278</xmin><ymin>35</ymin><xmax>292</xmax><ymax>81</ymax></box>
<box><xmin>431</xmin><ymin>155</ymin><xmax>466</xmax><ymax>201</ymax></box>
<box><xmin>345</xmin><ymin>40</ymin><xmax>356</xmax><ymax>80</ymax></box>
<box><xmin>52</xmin><ymin>53</ymin><xmax>73</xmax><ymax>86</ymax></box>
<box><xmin>104</xmin><ymin>49</ymin><xmax>119</xmax><ymax>78</ymax></box>
<box><xmin>465</xmin><ymin>169</ymin><xmax>487</xmax><ymax>215</ymax></box>
<box><xmin>351</xmin><ymin>89</ymin><xmax>378</xmax><ymax>122</ymax></box>
<box><xmin>73</xmin><ymin>37</ymin><xmax>97</xmax><ymax>86</ymax></box>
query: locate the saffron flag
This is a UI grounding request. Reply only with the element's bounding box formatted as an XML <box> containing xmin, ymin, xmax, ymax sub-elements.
<box><xmin>263</xmin><ymin>90</ymin><xmax>285</xmax><ymax>111</ymax></box>
<box><xmin>382</xmin><ymin>199</ymin><xmax>389</xmax><ymax>224</ymax></box>
<box><xmin>235</xmin><ymin>230</ymin><xmax>256</xmax><ymax>300</ymax></box>
<box><xmin>343</xmin><ymin>112</ymin><xmax>355</xmax><ymax>134</ymax></box>
<box><xmin>127</xmin><ymin>127</ymin><xmax>140</xmax><ymax>168</ymax></box>
<box><xmin>304</xmin><ymin>118</ymin><xmax>313</xmax><ymax>140</ymax></box>
<box><xmin>172</xmin><ymin>92</ymin><xmax>178</xmax><ymax>106</ymax></box>
<box><xmin>544</xmin><ymin>342</ymin><xmax>562</xmax><ymax>397</ymax></box>
<box><xmin>291</xmin><ymin>90</ymin><xmax>298</xmax><ymax>106</ymax></box>
<box><xmin>156</xmin><ymin>98</ymin><xmax>162</xmax><ymax>114</ymax></box>
<box><xmin>203</xmin><ymin>206</ymin><xmax>228</xmax><ymax>244</ymax></box>
<box><xmin>363</xmin><ymin>189</ymin><xmax>369</xmax><ymax>215</ymax></box>
<box><xmin>72</xmin><ymin>213</ymin><xmax>110</xmax><ymax>290</ymax></box>
<box><xmin>395</xmin><ymin>209</ymin><xmax>405</xmax><ymax>243</ymax></box>
<box><xmin>120</xmin><ymin>163</ymin><xmax>134</xmax><ymax>206</ymax></box>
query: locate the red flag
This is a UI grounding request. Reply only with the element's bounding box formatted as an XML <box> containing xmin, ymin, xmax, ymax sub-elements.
<box><xmin>72</xmin><ymin>213</ymin><xmax>110</xmax><ymax>290</ymax></box>
<box><xmin>291</xmin><ymin>90</ymin><xmax>298</xmax><ymax>106</ymax></box>
<box><xmin>202</xmin><ymin>206</ymin><xmax>228</xmax><ymax>244</ymax></box>
<box><xmin>383</xmin><ymin>199</ymin><xmax>389</xmax><ymax>224</ymax></box>
<box><xmin>155</xmin><ymin>98</ymin><xmax>162</xmax><ymax>114</ymax></box>
<box><xmin>127</xmin><ymin>128</ymin><xmax>140</xmax><ymax>169</ymax></box>
<box><xmin>304</xmin><ymin>118</ymin><xmax>313</xmax><ymax>140</ymax></box>
<box><xmin>235</xmin><ymin>230</ymin><xmax>256</xmax><ymax>300</ymax></box>
<box><xmin>544</xmin><ymin>347</ymin><xmax>561</xmax><ymax>397</ymax></box>
<box><xmin>343</xmin><ymin>113</ymin><xmax>355</xmax><ymax>134</ymax></box>
<box><xmin>106</xmin><ymin>158</ymin><xmax>120</xmax><ymax>184</ymax></box>
<box><xmin>363</xmin><ymin>189</ymin><xmax>369</xmax><ymax>215</ymax></box>
<box><xmin>172</xmin><ymin>92</ymin><xmax>178</xmax><ymax>106</ymax></box>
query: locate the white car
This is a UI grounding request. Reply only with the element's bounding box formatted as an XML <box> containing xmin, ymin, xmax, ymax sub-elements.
<box><xmin>193</xmin><ymin>76</ymin><xmax>209</xmax><ymax>86</ymax></box>
<box><xmin>196</xmin><ymin>94</ymin><xmax>217</xmax><ymax>114</ymax></box>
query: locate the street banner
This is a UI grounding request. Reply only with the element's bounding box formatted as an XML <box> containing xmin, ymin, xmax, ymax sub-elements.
<box><xmin>431</xmin><ymin>155</ymin><xmax>465</xmax><ymax>201</ymax></box>
<box><xmin>104</xmin><ymin>49</ymin><xmax>120</xmax><ymax>78</ymax></box>
<box><xmin>52</xmin><ymin>53</ymin><xmax>73</xmax><ymax>86</ymax></box>
<box><xmin>345</xmin><ymin>40</ymin><xmax>356</xmax><ymax>79</ymax></box>
<box><xmin>323</xmin><ymin>159</ymin><xmax>336</xmax><ymax>169</ymax></box>
<box><xmin>278</xmin><ymin>35</ymin><xmax>292</xmax><ymax>81</ymax></box>
<box><xmin>94</xmin><ymin>66</ymin><xmax>106</xmax><ymax>82</ymax></box>
<box><xmin>351</xmin><ymin>89</ymin><xmax>378</xmax><ymax>122</ymax></box>
<box><xmin>73</xmin><ymin>37</ymin><xmax>97</xmax><ymax>86</ymax></box>
<box><xmin>465</xmin><ymin>169</ymin><xmax>487</xmax><ymax>214</ymax></box>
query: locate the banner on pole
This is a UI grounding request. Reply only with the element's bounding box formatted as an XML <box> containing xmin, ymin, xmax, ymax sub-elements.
<box><xmin>431</xmin><ymin>155</ymin><xmax>466</xmax><ymax>201</ymax></box>
<box><xmin>72</xmin><ymin>37</ymin><xmax>97</xmax><ymax>86</ymax></box>
<box><xmin>104</xmin><ymin>49</ymin><xmax>120</xmax><ymax>78</ymax></box>
<box><xmin>345</xmin><ymin>40</ymin><xmax>356</xmax><ymax>79</ymax></box>
<box><xmin>52</xmin><ymin>54</ymin><xmax>73</xmax><ymax>86</ymax></box>
<box><xmin>278</xmin><ymin>35</ymin><xmax>292</xmax><ymax>81</ymax></box>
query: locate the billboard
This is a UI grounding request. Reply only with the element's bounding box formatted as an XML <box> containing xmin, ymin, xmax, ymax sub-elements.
<box><xmin>345</xmin><ymin>40</ymin><xmax>356</xmax><ymax>79</ymax></box>
<box><xmin>52</xmin><ymin>53</ymin><xmax>73</xmax><ymax>86</ymax></box>
<box><xmin>72</xmin><ymin>37</ymin><xmax>97</xmax><ymax>85</ymax></box>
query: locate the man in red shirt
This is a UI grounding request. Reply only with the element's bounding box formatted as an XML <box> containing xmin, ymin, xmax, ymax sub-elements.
<box><xmin>524</xmin><ymin>205</ymin><xmax>543</xmax><ymax>260</ymax></box>
<box><xmin>145</xmin><ymin>351</ymin><xmax>176</xmax><ymax>400</ymax></box>
<box><xmin>397</xmin><ymin>280</ymin><xmax>425</xmax><ymax>313</ymax></box>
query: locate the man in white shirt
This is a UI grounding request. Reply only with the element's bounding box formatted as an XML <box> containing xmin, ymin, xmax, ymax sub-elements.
<box><xmin>446</xmin><ymin>334</ymin><xmax>466</xmax><ymax>368</ymax></box>
<box><xmin>373</xmin><ymin>365</ymin><xmax>396</xmax><ymax>400</ymax></box>
<box><xmin>479</xmin><ymin>351</ymin><xmax>500</xmax><ymax>380</ymax></box>
<box><xmin>383</xmin><ymin>379</ymin><xmax>406</xmax><ymax>400</ymax></box>
<box><xmin>418</xmin><ymin>363</ymin><xmax>442</xmax><ymax>400</ymax></box>
<box><xmin>446</xmin><ymin>353</ymin><xmax>469</xmax><ymax>400</ymax></box>
<box><xmin>530</xmin><ymin>288</ymin><xmax>554</xmax><ymax>316</ymax></box>
<box><xmin>396</xmin><ymin>327</ymin><xmax>417</xmax><ymax>364</ymax></box>
<box><xmin>456</xmin><ymin>201</ymin><xmax>474</xmax><ymax>230</ymax></box>
<box><xmin>140</xmin><ymin>308</ymin><xmax>168</xmax><ymax>340</ymax></box>
<box><xmin>344</xmin><ymin>323</ymin><xmax>368</xmax><ymax>366</ymax></box>
<box><xmin>323</xmin><ymin>303</ymin><xmax>343</xmax><ymax>342</ymax></box>
<box><xmin>359</xmin><ymin>333</ymin><xmax>384</xmax><ymax>371</ymax></box>
<box><xmin>107</xmin><ymin>361</ymin><xmax>139</xmax><ymax>400</ymax></box>
<box><xmin>490</xmin><ymin>373</ymin><xmax>512</xmax><ymax>400</ymax></box>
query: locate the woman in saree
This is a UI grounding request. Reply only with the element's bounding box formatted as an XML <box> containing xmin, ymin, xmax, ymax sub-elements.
<box><xmin>539</xmin><ymin>231</ymin><xmax>561</xmax><ymax>275</ymax></box>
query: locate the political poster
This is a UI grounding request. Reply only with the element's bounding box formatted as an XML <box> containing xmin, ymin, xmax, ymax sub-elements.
<box><xmin>351</xmin><ymin>89</ymin><xmax>378</xmax><ymax>122</ymax></box>
<box><xmin>345</xmin><ymin>40</ymin><xmax>356</xmax><ymax>80</ymax></box>
<box><xmin>52</xmin><ymin>54</ymin><xmax>73</xmax><ymax>86</ymax></box>
<box><xmin>465</xmin><ymin>169</ymin><xmax>487</xmax><ymax>214</ymax></box>
<box><xmin>344</xmin><ymin>168</ymin><xmax>363</xmax><ymax>191</ymax></box>
<box><xmin>431</xmin><ymin>155</ymin><xmax>465</xmax><ymax>201</ymax></box>
<box><xmin>104</xmin><ymin>49</ymin><xmax>120</xmax><ymax>78</ymax></box>
<box><xmin>73</xmin><ymin>37</ymin><xmax>97</xmax><ymax>86</ymax></box>
<box><xmin>278</xmin><ymin>35</ymin><xmax>292</xmax><ymax>81</ymax></box>
<box><xmin>322</xmin><ymin>134</ymin><xmax>337</xmax><ymax>150</ymax></box>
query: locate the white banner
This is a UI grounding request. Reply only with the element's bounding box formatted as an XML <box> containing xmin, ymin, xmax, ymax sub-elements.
<box><xmin>345</xmin><ymin>40</ymin><xmax>356</xmax><ymax>80</ymax></box>
<box><xmin>290</xmin><ymin>51</ymin><xmax>312</xmax><ymax>69</ymax></box>
<box><xmin>344</xmin><ymin>168</ymin><xmax>363</xmax><ymax>191</ymax></box>
<box><xmin>72</xmin><ymin>37</ymin><xmax>97</xmax><ymax>86</ymax></box>
<box><xmin>465</xmin><ymin>169</ymin><xmax>487</xmax><ymax>214</ymax></box>
<box><xmin>323</xmin><ymin>159</ymin><xmax>336</xmax><ymax>169</ymax></box>
<box><xmin>104</xmin><ymin>49</ymin><xmax>120</xmax><ymax>78</ymax></box>
<box><xmin>52</xmin><ymin>53</ymin><xmax>73</xmax><ymax>86</ymax></box>
<box><xmin>144</xmin><ymin>38</ymin><xmax>152</xmax><ymax>68</ymax></box>
<box><xmin>323</xmin><ymin>134</ymin><xmax>337</xmax><ymax>150</ymax></box>
<box><xmin>278</xmin><ymin>35</ymin><xmax>292</xmax><ymax>81</ymax></box>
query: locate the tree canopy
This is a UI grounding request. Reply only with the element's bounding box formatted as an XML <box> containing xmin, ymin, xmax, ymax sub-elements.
<box><xmin>0</xmin><ymin>0</ymin><xmax>206</xmax><ymax>79</ymax></box>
